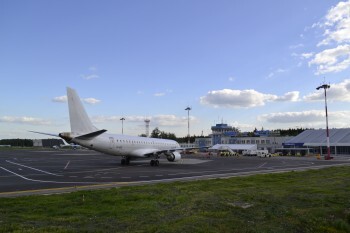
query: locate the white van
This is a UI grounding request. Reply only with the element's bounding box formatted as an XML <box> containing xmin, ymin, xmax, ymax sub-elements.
<box><xmin>257</xmin><ymin>150</ymin><xmax>271</xmax><ymax>158</ymax></box>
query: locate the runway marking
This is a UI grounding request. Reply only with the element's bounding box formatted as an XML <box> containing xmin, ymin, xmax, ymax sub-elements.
<box><xmin>155</xmin><ymin>175</ymin><xmax>163</xmax><ymax>177</ymax></box>
<box><xmin>60</xmin><ymin>167</ymin><xmax>124</xmax><ymax>175</ymax></box>
<box><xmin>101</xmin><ymin>177</ymin><xmax>112</xmax><ymax>179</ymax></box>
<box><xmin>64</xmin><ymin>161</ymin><xmax>70</xmax><ymax>170</ymax></box>
<box><xmin>6</xmin><ymin>160</ymin><xmax>62</xmax><ymax>176</ymax></box>
<box><xmin>139</xmin><ymin>176</ymin><xmax>149</xmax><ymax>178</ymax></box>
<box><xmin>1</xmin><ymin>162</ymin><xmax>350</xmax><ymax>197</ymax></box>
<box><xmin>258</xmin><ymin>162</ymin><xmax>267</xmax><ymax>168</ymax></box>
<box><xmin>0</xmin><ymin>166</ymin><xmax>97</xmax><ymax>184</ymax></box>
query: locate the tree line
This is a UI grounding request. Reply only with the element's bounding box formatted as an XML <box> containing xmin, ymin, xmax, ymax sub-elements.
<box><xmin>0</xmin><ymin>139</ymin><xmax>33</xmax><ymax>147</ymax></box>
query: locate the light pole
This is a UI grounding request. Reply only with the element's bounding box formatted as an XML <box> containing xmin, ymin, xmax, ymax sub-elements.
<box><xmin>185</xmin><ymin>107</ymin><xmax>191</xmax><ymax>146</ymax></box>
<box><xmin>316</xmin><ymin>84</ymin><xmax>332</xmax><ymax>160</ymax></box>
<box><xmin>120</xmin><ymin>117</ymin><xmax>125</xmax><ymax>135</ymax></box>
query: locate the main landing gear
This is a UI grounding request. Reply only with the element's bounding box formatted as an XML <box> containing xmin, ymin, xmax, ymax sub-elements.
<box><xmin>121</xmin><ymin>157</ymin><xmax>130</xmax><ymax>166</ymax></box>
<box><xmin>150</xmin><ymin>159</ymin><xmax>159</xmax><ymax>166</ymax></box>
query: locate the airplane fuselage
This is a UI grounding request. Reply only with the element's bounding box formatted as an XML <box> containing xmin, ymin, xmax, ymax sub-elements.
<box><xmin>72</xmin><ymin>133</ymin><xmax>180</xmax><ymax>159</ymax></box>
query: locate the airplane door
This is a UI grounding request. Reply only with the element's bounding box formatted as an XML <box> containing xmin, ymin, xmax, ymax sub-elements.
<box><xmin>109</xmin><ymin>137</ymin><xmax>115</xmax><ymax>149</ymax></box>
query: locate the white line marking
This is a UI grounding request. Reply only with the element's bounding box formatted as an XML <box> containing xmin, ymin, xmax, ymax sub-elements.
<box><xmin>0</xmin><ymin>166</ymin><xmax>96</xmax><ymax>184</ymax></box>
<box><xmin>258</xmin><ymin>162</ymin><xmax>267</xmax><ymax>168</ymax></box>
<box><xmin>6</xmin><ymin>160</ymin><xmax>61</xmax><ymax>176</ymax></box>
<box><xmin>64</xmin><ymin>161</ymin><xmax>70</xmax><ymax>170</ymax></box>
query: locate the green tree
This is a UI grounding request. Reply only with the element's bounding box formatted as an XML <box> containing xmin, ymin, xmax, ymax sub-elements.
<box><xmin>150</xmin><ymin>128</ymin><xmax>161</xmax><ymax>138</ymax></box>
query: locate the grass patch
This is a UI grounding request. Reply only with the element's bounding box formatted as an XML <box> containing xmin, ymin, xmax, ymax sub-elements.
<box><xmin>1</xmin><ymin>166</ymin><xmax>350</xmax><ymax>232</ymax></box>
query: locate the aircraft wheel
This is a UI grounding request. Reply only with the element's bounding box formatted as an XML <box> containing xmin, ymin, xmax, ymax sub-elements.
<box><xmin>150</xmin><ymin>160</ymin><xmax>155</xmax><ymax>166</ymax></box>
<box><xmin>155</xmin><ymin>160</ymin><xmax>159</xmax><ymax>166</ymax></box>
<box><xmin>125</xmin><ymin>158</ymin><xmax>130</xmax><ymax>165</ymax></box>
<box><xmin>121</xmin><ymin>158</ymin><xmax>126</xmax><ymax>165</ymax></box>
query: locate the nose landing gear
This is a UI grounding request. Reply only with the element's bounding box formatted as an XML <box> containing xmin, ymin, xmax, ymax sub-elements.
<box><xmin>150</xmin><ymin>159</ymin><xmax>159</xmax><ymax>166</ymax></box>
<box><xmin>121</xmin><ymin>157</ymin><xmax>130</xmax><ymax>165</ymax></box>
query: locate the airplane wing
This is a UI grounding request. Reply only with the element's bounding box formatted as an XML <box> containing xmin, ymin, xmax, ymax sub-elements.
<box><xmin>171</xmin><ymin>146</ymin><xmax>209</xmax><ymax>152</ymax></box>
<box><xmin>28</xmin><ymin>131</ymin><xmax>59</xmax><ymax>137</ymax></box>
<box><xmin>29</xmin><ymin>131</ymin><xmax>70</xmax><ymax>145</ymax></box>
<box><xmin>130</xmin><ymin>148</ymin><xmax>161</xmax><ymax>157</ymax></box>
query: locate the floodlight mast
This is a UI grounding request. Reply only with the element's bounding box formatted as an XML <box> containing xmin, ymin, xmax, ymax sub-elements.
<box><xmin>316</xmin><ymin>84</ymin><xmax>332</xmax><ymax>160</ymax></box>
<box><xmin>120</xmin><ymin>117</ymin><xmax>125</xmax><ymax>135</ymax></box>
<box><xmin>185</xmin><ymin>107</ymin><xmax>191</xmax><ymax>146</ymax></box>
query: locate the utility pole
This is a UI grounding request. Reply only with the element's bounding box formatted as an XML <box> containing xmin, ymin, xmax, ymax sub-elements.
<box><xmin>185</xmin><ymin>107</ymin><xmax>191</xmax><ymax>146</ymax></box>
<box><xmin>316</xmin><ymin>83</ymin><xmax>332</xmax><ymax>160</ymax></box>
<box><xmin>120</xmin><ymin>117</ymin><xmax>125</xmax><ymax>135</ymax></box>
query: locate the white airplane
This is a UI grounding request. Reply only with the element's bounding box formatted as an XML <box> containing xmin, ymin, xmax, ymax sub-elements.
<box><xmin>33</xmin><ymin>87</ymin><xmax>184</xmax><ymax>166</ymax></box>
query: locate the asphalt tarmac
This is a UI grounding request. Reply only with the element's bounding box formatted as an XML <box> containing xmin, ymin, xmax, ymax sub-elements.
<box><xmin>1</xmin><ymin>149</ymin><xmax>350</xmax><ymax>197</ymax></box>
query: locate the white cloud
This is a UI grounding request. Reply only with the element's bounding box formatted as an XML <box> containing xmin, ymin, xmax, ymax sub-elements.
<box><xmin>199</xmin><ymin>89</ymin><xmax>298</xmax><ymax>108</ymax></box>
<box><xmin>303</xmin><ymin>79</ymin><xmax>350</xmax><ymax>102</ymax></box>
<box><xmin>52</xmin><ymin>95</ymin><xmax>100</xmax><ymax>104</ymax></box>
<box><xmin>153</xmin><ymin>115</ymin><xmax>189</xmax><ymax>127</ymax></box>
<box><xmin>52</xmin><ymin>95</ymin><xmax>67</xmax><ymax>103</ymax></box>
<box><xmin>258</xmin><ymin>110</ymin><xmax>350</xmax><ymax>128</ymax></box>
<box><xmin>154</xmin><ymin>92</ymin><xmax>165</xmax><ymax>97</ymax></box>
<box><xmin>0</xmin><ymin>116</ymin><xmax>51</xmax><ymax>125</ymax></box>
<box><xmin>318</xmin><ymin>0</ymin><xmax>350</xmax><ymax>46</ymax></box>
<box><xmin>92</xmin><ymin>115</ymin><xmax>145</xmax><ymax>123</ymax></box>
<box><xmin>289</xmin><ymin>43</ymin><xmax>304</xmax><ymax>49</ymax></box>
<box><xmin>88</xmin><ymin>66</ymin><xmax>97</xmax><ymax>72</ymax></box>
<box><xmin>301</xmin><ymin>53</ymin><xmax>314</xmax><ymax>59</ymax></box>
<box><xmin>229</xmin><ymin>121</ymin><xmax>255</xmax><ymax>132</ymax></box>
<box><xmin>81</xmin><ymin>74</ymin><xmax>100</xmax><ymax>80</ymax></box>
<box><xmin>91</xmin><ymin>114</ymin><xmax>193</xmax><ymax>127</ymax></box>
<box><xmin>305</xmin><ymin>1</ymin><xmax>350</xmax><ymax>75</ymax></box>
<box><xmin>275</xmin><ymin>91</ymin><xmax>300</xmax><ymax>102</ymax></box>
<box><xmin>258</xmin><ymin>110</ymin><xmax>325</xmax><ymax>123</ymax></box>
<box><xmin>308</xmin><ymin>44</ymin><xmax>350</xmax><ymax>74</ymax></box>
<box><xmin>228</xmin><ymin>77</ymin><xmax>235</xmax><ymax>82</ymax></box>
<box><xmin>153</xmin><ymin>89</ymin><xmax>172</xmax><ymax>97</ymax></box>
<box><xmin>82</xmin><ymin>98</ymin><xmax>101</xmax><ymax>104</ymax></box>
<box><xmin>267</xmin><ymin>68</ymin><xmax>288</xmax><ymax>78</ymax></box>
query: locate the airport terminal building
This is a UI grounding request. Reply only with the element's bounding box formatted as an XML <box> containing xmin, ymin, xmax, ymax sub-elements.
<box><xmin>282</xmin><ymin>128</ymin><xmax>350</xmax><ymax>156</ymax></box>
<box><xmin>195</xmin><ymin>123</ymin><xmax>292</xmax><ymax>153</ymax></box>
<box><xmin>195</xmin><ymin>123</ymin><xmax>350</xmax><ymax>156</ymax></box>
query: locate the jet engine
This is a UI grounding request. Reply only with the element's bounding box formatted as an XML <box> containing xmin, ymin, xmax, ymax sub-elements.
<box><xmin>166</xmin><ymin>151</ymin><xmax>181</xmax><ymax>162</ymax></box>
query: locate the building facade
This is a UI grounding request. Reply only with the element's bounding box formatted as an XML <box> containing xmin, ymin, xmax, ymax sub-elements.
<box><xmin>195</xmin><ymin>123</ymin><xmax>292</xmax><ymax>153</ymax></box>
<box><xmin>283</xmin><ymin>128</ymin><xmax>350</xmax><ymax>156</ymax></box>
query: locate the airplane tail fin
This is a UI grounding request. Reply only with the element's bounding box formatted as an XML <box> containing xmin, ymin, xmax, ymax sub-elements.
<box><xmin>67</xmin><ymin>87</ymin><xmax>98</xmax><ymax>135</ymax></box>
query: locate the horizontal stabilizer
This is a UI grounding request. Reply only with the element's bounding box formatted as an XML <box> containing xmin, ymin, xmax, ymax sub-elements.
<box><xmin>74</xmin><ymin>129</ymin><xmax>107</xmax><ymax>140</ymax></box>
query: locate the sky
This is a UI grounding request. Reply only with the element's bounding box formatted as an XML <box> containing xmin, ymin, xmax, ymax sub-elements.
<box><xmin>1</xmin><ymin>0</ymin><xmax>350</xmax><ymax>139</ymax></box>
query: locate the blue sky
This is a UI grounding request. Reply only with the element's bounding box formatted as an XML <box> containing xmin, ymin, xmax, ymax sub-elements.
<box><xmin>1</xmin><ymin>0</ymin><xmax>350</xmax><ymax>139</ymax></box>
